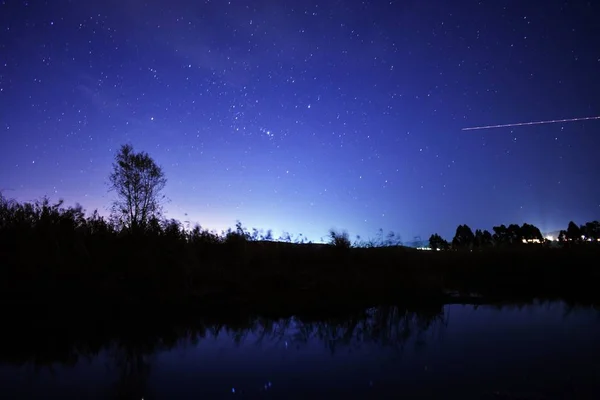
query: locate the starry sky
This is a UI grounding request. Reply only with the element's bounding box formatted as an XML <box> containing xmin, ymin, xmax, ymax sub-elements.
<box><xmin>1</xmin><ymin>0</ymin><xmax>599</xmax><ymax>243</ymax></box>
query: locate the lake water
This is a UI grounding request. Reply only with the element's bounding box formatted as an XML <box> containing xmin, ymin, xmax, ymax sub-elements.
<box><xmin>1</xmin><ymin>300</ymin><xmax>600</xmax><ymax>399</ymax></box>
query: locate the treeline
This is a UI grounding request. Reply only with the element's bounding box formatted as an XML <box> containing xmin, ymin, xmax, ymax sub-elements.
<box><xmin>429</xmin><ymin>220</ymin><xmax>600</xmax><ymax>251</ymax></box>
<box><xmin>0</xmin><ymin>193</ymin><xmax>315</xmax><ymax>247</ymax></box>
<box><xmin>0</xmin><ymin>193</ymin><xmax>404</xmax><ymax>304</ymax></box>
<box><xmin>3</xmin><ymin>193</ymin><xmax>600</xmax><ymax>305</ymax></box>
<box><xmin>2</xmin><ymin>144</ymin><xmax>600</xmax><ymax>307</ymax></box>
<box><xmin>0</xmin><ymin>194</ymin><xmax>265</xmax><ymax>297</ymax></box>
<box><xmin>0</xmin><ymin>193</ymin><xmax>307</xmax><ymax>267</ymax></box>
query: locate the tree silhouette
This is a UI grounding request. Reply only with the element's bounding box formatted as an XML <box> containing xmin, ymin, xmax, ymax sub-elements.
<box><xmin>492</xmin><ymin>224</ymin><xmax>509</xmax><ymax>245</ymax></box>
<box><xmin>108</xmin><ymin>144</ymin><xmax>167</xmax><ymax>232</ymax></box>
<box><xmin>474</xmin><ymin>229</ymin><xmax>493</xmax><ymax>248</ymax></box>
<box><xmin>506</xmin><ymin>224</ymin><xmax>522</xmax><ymax>244</ymax></box>
<box><xmin>558</xmin><ymin>229</ymin><xmax>567</xmax><ymax>242</ymax></box>
<box><xmin>428</xmin><ymin>233</ymin><xmax>449</xmax><ymax>250</ymax></box>
<box><xmin>566</xmin><ymin>221</ymin><xmax>581</xmax><ymax>241</ymax></box>
<box><xmin>520</xmin><ymin>223</ymin><xmax>543</xmax><ymax>242</ymax></box>
<box><xmin>493</xmin><ymin>224</ymin><xmax>539</xmax><ymax>245</ymax></box>
<box><xmin>581</xmin><ymin>221</ymin><xmax>600</xmax><ymax>241</ymax></box>
<box><xmin>452</xmin><ymin>224</ymin><xmax>475</xmax><ymax>249</ymax></box>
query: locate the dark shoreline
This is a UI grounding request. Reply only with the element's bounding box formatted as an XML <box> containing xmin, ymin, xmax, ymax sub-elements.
<box><xmin>3</xmin><ymin>242</ymin><xmax>600</xmax><ymax>320</ymax></box>
<box><xmin>2</xmin><ymin>284</ymin><xmax>599</xmax><ymax>323</ymax></box>
<box><xmin>2</xmin><ymin>193</ymin><xmax>600</xmax><ymax>323</ymax></box>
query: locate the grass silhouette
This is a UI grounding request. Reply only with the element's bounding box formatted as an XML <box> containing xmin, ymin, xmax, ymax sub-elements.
<box><xmin>1</xmin><ymin>193</ymin><xmax>600</xmax><ymax>313</ymax></box>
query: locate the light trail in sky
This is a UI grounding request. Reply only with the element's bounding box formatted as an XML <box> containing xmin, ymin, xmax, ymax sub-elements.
<box><xmin>462</xmin><ymin>115</ymin><xmax>600</xmax><ymax>131</ymax></box>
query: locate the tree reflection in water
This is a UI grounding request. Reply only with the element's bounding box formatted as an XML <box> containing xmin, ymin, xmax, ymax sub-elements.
<box><xmin>2</xmin><ymin>299</ymin><xmax>595</xmax><ymax>398</ymax></box>
<box><xmin>107</xmin><ymin>340</ymin><xmax>153</xmax><ymax>400</ymax></box>
<box><xmin>2</xmin><ymin>303</ymin><xmax>446</xmax><ymax>363</ymax></box>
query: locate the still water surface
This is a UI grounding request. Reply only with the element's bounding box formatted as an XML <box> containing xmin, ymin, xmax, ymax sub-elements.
<box><xmin>1</xmin><ymin>301</ymin><xmax>600</xmax><ymax>399</ymax></box>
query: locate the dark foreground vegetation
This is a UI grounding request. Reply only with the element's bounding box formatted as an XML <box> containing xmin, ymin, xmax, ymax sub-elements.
<box><xmin>1</xmin><ymin>193</ymin><xmax>600</xmax><ymax>314</ymax></box>
<box><xmin>2</xmin><ymin>144</ymin><xmax>599</xmax><ymax>313</ymax></box>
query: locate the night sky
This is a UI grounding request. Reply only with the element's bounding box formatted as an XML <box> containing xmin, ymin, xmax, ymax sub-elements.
<box><xmin>1</xmin><ymin>0</ymin><xmax>599</xmax><ymax>243</ymax></box>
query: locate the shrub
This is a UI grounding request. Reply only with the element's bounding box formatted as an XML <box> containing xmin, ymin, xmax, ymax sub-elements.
<box><xmin>328</xmin><ymin>229</ymin><xmax>351</xmax><ymax>249</ymax></box>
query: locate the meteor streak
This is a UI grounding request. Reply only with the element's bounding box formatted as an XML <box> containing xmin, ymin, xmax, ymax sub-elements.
<box><xmin>462</xmin><ymin>115</ymin><xmax>600</xmax><ymax>131</ymax></box>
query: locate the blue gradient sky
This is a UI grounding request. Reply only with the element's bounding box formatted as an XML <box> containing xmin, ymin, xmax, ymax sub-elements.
<box><xmin>1</xmin><ymin>0</ymin><xmax>599</xmax><ymax>242</ymax></box>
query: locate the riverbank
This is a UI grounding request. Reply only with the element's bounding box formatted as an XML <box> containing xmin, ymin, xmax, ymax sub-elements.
<box><xmin>2</xmin><ymin>240</ymin><xmax>600</xmax><ymax>316</ymax></box>
<box><xmin>2</xmin><ymin>195</ymin><xmax>599</xmax><ymax>314</ymax></box>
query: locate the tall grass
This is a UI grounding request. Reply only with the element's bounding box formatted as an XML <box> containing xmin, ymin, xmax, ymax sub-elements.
<box><xmin>1</xmin><ymin>193</ymin><xmax>599</xmax><ymax>308</ymax></box>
